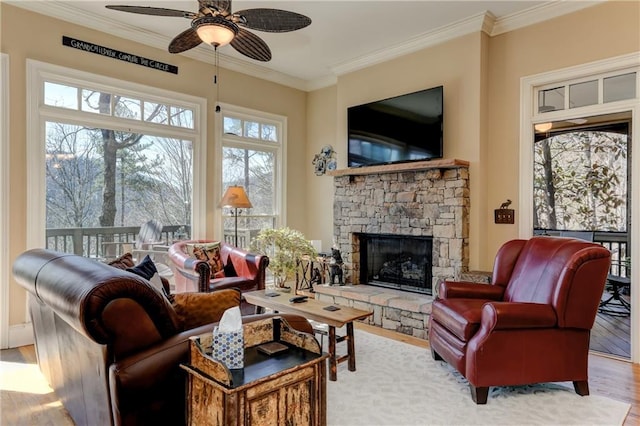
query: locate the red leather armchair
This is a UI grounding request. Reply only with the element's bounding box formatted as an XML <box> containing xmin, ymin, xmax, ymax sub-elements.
<box><xmin>168</xmin><ymin>240</ymin><xmax>268</xmax><ymax>314</ymax></box>
<box><xmin>428</xmin><ymin>236</ymin><xmax>611</xmax><ymax>404</ymax></box>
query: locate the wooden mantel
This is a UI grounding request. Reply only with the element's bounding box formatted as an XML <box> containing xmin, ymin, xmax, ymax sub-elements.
<box><xmin>327</xmin><ymin>158</ymin><xmax>469</xmax><ymax>177</ymax></box>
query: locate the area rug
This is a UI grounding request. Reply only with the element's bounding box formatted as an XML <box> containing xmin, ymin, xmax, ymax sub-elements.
<box><xmin>327</xmin><ymin>330</ymin><xmax>630</xmax><ymax>426</ymax></box>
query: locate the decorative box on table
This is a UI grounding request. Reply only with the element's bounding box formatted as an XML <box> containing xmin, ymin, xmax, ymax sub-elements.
<box><xmin>181</xmin><ymin>317</ymin><xmax>328</xmax><ymax>426</ymax></box>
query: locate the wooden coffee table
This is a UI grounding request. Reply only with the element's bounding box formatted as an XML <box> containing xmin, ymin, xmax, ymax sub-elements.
<box><xmin>243</xmin><ymin>290</ymin><xmax>373</xmax><ymax>381</ymax></box>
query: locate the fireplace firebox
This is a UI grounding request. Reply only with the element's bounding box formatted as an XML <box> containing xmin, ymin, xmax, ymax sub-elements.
<box><xmin>356</xmin><ymin>233</ymin><xmax>433</xmax><ymax>295</ymax></box>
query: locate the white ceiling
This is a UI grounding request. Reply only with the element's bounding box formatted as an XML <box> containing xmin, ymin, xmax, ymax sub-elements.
<box><xmin>8</xmin><ymin>0</ymin><xmax>602</xmax><ymax>90</ymax></box>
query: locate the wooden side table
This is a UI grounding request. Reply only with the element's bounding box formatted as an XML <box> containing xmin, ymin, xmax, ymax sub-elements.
<box><xmin>182</xmin><ymin>317</ymin><xmax>328</xmax><ymax>426</ymax></box>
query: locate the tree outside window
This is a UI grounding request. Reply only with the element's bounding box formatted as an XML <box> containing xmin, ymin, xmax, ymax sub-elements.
<box><xmin>533</xmin><ymin>124</ymin><xmax>628</xmax><ymax>232</ymax></box>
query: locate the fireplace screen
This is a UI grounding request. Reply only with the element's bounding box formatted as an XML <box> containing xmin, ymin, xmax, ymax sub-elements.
<box><xmin>357</xmin><ymin>233</ymin><xmax>433</xmax><ymax>295</ymax></box>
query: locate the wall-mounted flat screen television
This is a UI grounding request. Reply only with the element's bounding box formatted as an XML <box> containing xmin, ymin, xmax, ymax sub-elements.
<box><xmin>347</xmin><ymin>86</ymin><xmax>443</xmax><ymax>167</ymax></box>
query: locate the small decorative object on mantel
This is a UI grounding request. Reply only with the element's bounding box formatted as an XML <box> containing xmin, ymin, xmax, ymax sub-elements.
<box><xmin>495</xmin><ymin>199</ymin><xmax>515</xmax><ymax>224</ymax></box>
<box><xmin>312</xmin><ymin>145</ymin><xmax>337</xmax><ymax>176</ymax></box>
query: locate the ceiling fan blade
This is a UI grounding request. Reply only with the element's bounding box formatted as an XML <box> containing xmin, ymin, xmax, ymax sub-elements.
<box><xmin>235</xmin><ymin>8</ymin><xmax>311</xmax><ymax>33</ymax></box>
<box><xmin>230</xmin><ymin>28</ymin><xmax>271</xmax><ymax>62</ymax></box>
<box><xmin>106</xmin><ymin>5</ymin><xmax>196</xmax><ymax>19</ymax></box>
<box><xmin>168</xmin><ymin>28</ymin><xmax>203</xmax><ymax>53</ymax></box>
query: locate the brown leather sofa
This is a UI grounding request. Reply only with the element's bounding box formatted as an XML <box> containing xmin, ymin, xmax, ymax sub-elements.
<box><xmin>168</xmin><ymin>240</ymin><xmax>268</xmax><ymax>314</ymax></box>
<box><xmin>12</xmin><ymin>248</ymin><xmax>312</xmax><ymax>426</ymax></box>
<box><xmin>428</xmin><ymin>236</ymin><xmax>611</xmax><ymax>404</ymax></box>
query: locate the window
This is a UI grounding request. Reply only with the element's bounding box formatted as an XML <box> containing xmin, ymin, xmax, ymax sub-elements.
<box><xmin>217</xmin><ymin>104</ymin><xmax>286</xmax><ymax>249</ymax></box>
<box><xmin>536</xmin><ymin>70</ymin><xmax>637</xmax><ymax>113</ymax></box>
<box><xmin>533</xmin><ymin>122</ymin><xmax>629</xmax><ymax>232</ymax></box>
<box><xmin>27</xmin><ymin>60</ymin><xmax>207</xmax><ymax>257</ymax></box>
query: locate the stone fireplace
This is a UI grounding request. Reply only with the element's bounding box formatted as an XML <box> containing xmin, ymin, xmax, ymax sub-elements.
<box><xmin>311</xmin><ymin>160</ymin><xmax>471</xmax><ymax>339</ymax></box>
<box><xmin>331</xmin><ymin>160</ymin><xmax>470</xmax><ymax>294</ymax></box>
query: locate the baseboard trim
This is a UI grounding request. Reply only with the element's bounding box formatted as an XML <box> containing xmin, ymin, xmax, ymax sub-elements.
<box><xmin>8</xmin><ymin>323</ymin><xmax>34</xmax><ymax>348</ymax></box>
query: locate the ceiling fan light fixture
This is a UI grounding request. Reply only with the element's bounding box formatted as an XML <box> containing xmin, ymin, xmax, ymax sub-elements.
<box><xmin>194</xmin><ymin>16</ymin><xmax>238</xmax><ymax>47</ymax></box>
<box><xmin>535</xmin><ymin>122</ymin><xmax>553</xmax><ymax>132</ymax></box>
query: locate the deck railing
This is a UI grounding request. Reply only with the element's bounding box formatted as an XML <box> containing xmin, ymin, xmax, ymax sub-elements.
<box><xmin>45</xmin><ymin>225</ymin><xmax>262</xmax><ymax>258</ymax></box>
<box><xmin>45</xmin><ymin>225</ymin><xmax>191</xmax><ymax>258</ymax></box>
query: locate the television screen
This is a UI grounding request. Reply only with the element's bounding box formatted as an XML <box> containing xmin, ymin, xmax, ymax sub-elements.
<box><xmin>347</xmin><ymin>86</ymin><xmax>443</xmax><ymax>167</ymax></box>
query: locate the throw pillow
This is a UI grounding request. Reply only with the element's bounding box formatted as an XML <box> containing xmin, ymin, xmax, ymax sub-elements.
<box><xmin>127</xmin><ymin>255</ymin><xmax>174</xmax><ymax>303</ymax></box>
<box><xmin>108</xmin><ymin>252</ymin><xmax>135</xmax><ymax>270</ymax></box>
<box><xmin>172</xmin><ymin>289</ymin><xmax>241</xmax><ymax>330</ymax></box>
<box><xmin>223</xmin><ymin>260</ymin><xmax>237</xmax><ymax>277</ymax></box>
<box><xmin>127</xmin><ymin>255</ymin><xmax>157</xmax><ymax>280</ymax></box>
<box><xmin>191</xmin><ymin>242</ymin><xmax>224</xmax><ymax>275</ymax></box>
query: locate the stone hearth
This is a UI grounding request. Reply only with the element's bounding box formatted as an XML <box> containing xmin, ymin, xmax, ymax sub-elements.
<box><xmin>314</xmin><ymin>284</ymin><xmax>432</xmax><ymax>339</ymax></box>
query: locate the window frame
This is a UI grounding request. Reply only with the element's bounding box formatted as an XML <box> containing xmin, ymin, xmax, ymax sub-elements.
<box><xmin>26</xmin><ymin>59</ymin><xmax>208</xmax><ymax>250</ymax></box>
<box><xmin>214</xmin><ymin>103</ymin><xmax>287</xmax><ymax>237</ymax></box>
<box><xmin>1</xmin><ymin>53</ymin><xmax>10</xmax><ymax>348</ymax></box>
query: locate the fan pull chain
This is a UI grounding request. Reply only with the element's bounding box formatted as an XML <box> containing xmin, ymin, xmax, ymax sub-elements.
<box><xmin>214</xmin><ymin>45</ymin><xmax>221</xmax><ymax>113</ymax></box>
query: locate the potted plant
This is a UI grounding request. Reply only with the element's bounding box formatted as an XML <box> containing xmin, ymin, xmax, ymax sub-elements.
<box><xmin>251</xmin><ymin>227</ymin><xmax>317</xmax><ymax>291</ymax></box>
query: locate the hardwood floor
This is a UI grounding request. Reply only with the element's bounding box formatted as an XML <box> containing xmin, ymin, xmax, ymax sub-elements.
<box><xmin>0</xmin><ymin>345</ymin><xmax>74</xmax><ymax>425</ymax></box>
<box><xmin>591</xmin><ymin>303</ymin><xmax>631</xmax><ymax>359</ymax></box>
<box><xmin>1</xmin><ymin>324</ymin><xmax>637</xmax><ymax>425</ymax></box>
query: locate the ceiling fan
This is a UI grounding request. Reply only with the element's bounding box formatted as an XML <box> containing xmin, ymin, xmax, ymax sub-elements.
<box><xmin>105</xmin><ymin>0</ymin><xmax>312</xmax><ymax>62</ymax></box>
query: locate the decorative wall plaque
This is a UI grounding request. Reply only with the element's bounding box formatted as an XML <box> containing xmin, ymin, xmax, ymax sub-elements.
<box><xmin>495</xmin><ymin>199</ymin><xmax>514</xmax><ymax>224</ymax></box>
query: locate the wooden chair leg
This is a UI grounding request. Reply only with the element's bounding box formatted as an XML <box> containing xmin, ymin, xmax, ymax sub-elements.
<box><xmin>573</xmin><ymin>380</ymin><xmax>589</xmax><ymax>396</ymax></box>
<box><xmin>470</xmin><ymin>385</ymin><xmax>489</xmax><ymax>404</ymax></box>
<box><xmin>430</xmin><ymin>347</ymin><xmax>443</xmax><ymax>361</ymax></box>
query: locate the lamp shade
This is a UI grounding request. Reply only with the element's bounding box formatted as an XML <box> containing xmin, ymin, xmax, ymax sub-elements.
<box><xmin>220</xmin><ymin>186</ymin><xmax>252</xmax><ymax>208</ymax></box>
<box><xmin>194</xmin><ymin>16</ymin><xmax>238</xmax><ymax>47</ymax></box>
<box><xmin>535</xmin><ymin>122</ymin><xmax>553</xmax><ymax>132</ymax></box>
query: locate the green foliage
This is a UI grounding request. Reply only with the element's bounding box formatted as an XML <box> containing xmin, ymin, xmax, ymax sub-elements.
<box><xmin>533</xmin><ymin>129</ymin><xmax>627</xmax><ymax>231</ymax></box>
<box><xmin>251</xmin><ymin>227</ymin><xmax>317</xmax><ymax>287</ymax></box>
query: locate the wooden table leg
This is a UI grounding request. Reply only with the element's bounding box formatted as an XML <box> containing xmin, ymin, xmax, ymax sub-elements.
<box><xmin>346</xmin><ymin>321</ymin><xmax>356</xmax><ymax>372</ymax></box>
<box><xmin>328</xmin><ymin>325</ymin><xmax>337</xmax><ymax>381</ymax></box>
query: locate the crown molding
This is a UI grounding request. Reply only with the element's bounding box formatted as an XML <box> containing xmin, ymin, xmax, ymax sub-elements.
<box><xmin>7</xmin><ymin>0</ymin><xmax>606</xmax><ymax>92</ymax></box>
<box><xmin>326</xmin><ymin>0</ymin><xmax>604</xmax><ymax>82</ymax></box>
<box><xmin>490</xmin><ymin>0</ymin><xmax>606</xmax><ymax>36</ymax></box>
<box><xmin>330</xmin><ymin>12</ymin><xmax>494</xmax><ymax>78</ymax></box>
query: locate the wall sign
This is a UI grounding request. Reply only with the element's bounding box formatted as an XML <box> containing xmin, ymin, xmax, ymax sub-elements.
<box><xmin>62</xmin><ymin>36</ymin><xmax>178</xmax><ymax>74</ymax></box>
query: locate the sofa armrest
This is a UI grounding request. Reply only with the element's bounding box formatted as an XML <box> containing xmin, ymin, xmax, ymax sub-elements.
<box><xmin>168</xmin><ymin>242</ymin><xmax>211</xmax><ymax>292</ymax></box>
<box><xmin>172</xmin><ymin>288</ymin><xmax>241</xmax><ymax>330</ymax></box>
<box><xmin>438</xmin><ymin>281</ymin><xmax>505</xmax><ymax>300</ymax></box>
<box><xmin>480</xmin><ymin>302</ymin><xmax>558</xmax><ymax>331</ymax></box>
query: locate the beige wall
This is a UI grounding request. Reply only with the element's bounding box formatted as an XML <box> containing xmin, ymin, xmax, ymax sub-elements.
<box><xmin>305</xmin><ymin>85</ymin><xmax>338</xmax><ymax>250</ymax></box>
<box><xmin>484</xmin><ymin>0</ymin><xmax>640</xmax><ymax>266</ymax></box>
<box><xmin>306</xmin><ymin>0</ymin><xmax>640</xmax><ymax>271</ymax></box>
<box><xmin>2</xmin><ymin>1</ymin><xmax>639</xmax><ymax>333</ymax></box>
<box><xmin>1</xmin><ymin>4</ymin><xmax>307</xmax><ymax>327</ymax></box>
